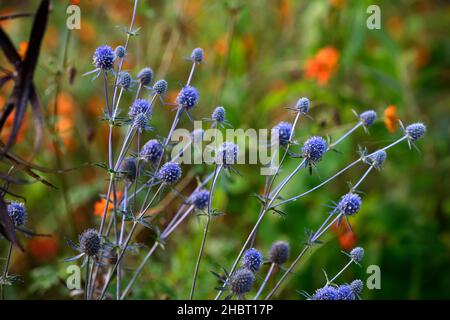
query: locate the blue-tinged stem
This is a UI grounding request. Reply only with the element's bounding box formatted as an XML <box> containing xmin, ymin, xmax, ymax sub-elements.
<box><xmin>253</xmin><ymin>262</ymin><xmax>275</xmax><ymax>300</ymax></box>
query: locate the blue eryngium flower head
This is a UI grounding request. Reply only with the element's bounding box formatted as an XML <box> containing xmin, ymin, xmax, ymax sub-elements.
<box><xmin>120</xmin><ymin>157</ymin><xmax>142</xmax><ymax>182</ymax></box>
<box><xmin>114</xmin><ymin>45</ymin><xmax>126</xmax><ymax>58</ymax></box>
<box><xmin>158</xmin><ymin>162</ymin><xmax>182</xmax><ymax>184</ymax></box>
<box><xmin>296</xmin><ymin>97</ymin><xmax>310</xmax><ymax>114</ymax></box>
<box><xmin>367</xmin><ymin>149</ymin><xmax>387</xmax><ymax>169</ymax></box>
<box><xmin>191</xmin><ymin>47</ymin><xmax>204</xmax><ymax>64</ymax></box>
<box><xmin>268</xmin><ymin>241</ymin><xmax>289</xmax><ymax>265</ymax></box>
<box><xmin>133</xmin><ymin>113</ymin><xmax>150</xmax><ymax>130</ymax></box>
<box><xmin>350</xmin><ymin>247</ymin><xmax>364</xmax><ymax>262</ymax></box>
<box><xmin>140</xmin><ymin>139</ymin><xmax>163</xmax><ymax>164</ymax></box>
<box><xmin>7</xmin><ymin>201</ymin><xmax>27</xmax><ymax>226</ymax></box>
<box><xmin>242</xmin><ymin>248</ymin><xmax>263</xmax><ymax>273</ymax></box>
<box><xmin>311</xmin><ymin>285</ymin><xmax>339</xmax><ymax>300</ymax></box>
<box><xmin>273</xmin><ymin>121</ymin><xmax>293</xmax><ymax>146</ymax></box>
<box><xmin>337</xmin><ymin>193</ymin><xmax>362</xmax><ymax>216</ymax></box>
<box><xmin>93</xmin><ymin>45</ymin><xmax>115</xmax><ymax>70</ymax></box>
<box><xmin>153</xmin><ymin>80</ymin><xmax>168</xmax><ymax>95</ymax></box>
<box><xmin>117</xmin><ymin>71</ymin><xmax>132</xmax><ymax>90</ymax></box>
<box><xmin>129</xmin><ymin>99</ymin><xmax>152</xmax><ymax>119</ymax></box>
<box><xmin>302</xmin><ymin>136</ymin><xmax>327</xmax><ymax>164</ymax></box>
<box><xmin>350</xmin><ymin>279</ymin><xmax>364</xmax><ymax>295</ymax></box>
<box><xmin>212</xmin><ymin>106</ymin><xmax>225</xmax><ymax>123</ymax></box>
<box><xmin>216</xmin><ymin>142</ymin><xmax>238</xmax><ymax>167</ymax></box>
<box><xmin>176</xmin><ymin>86</ymin><xmax>199</xmax><ymax>109</ymax></box>
<box><xmin>137</xmin><ymin>67</ymin><xmax>154</xmax><ymax>86</ymax></box>
<box><xmin>405</xmin><ymin>122</ymin><xmax>426</xmax><ymax>142</ymax></box>
<box><xmin>79</xmin><ymin>229</ymin><xmax>101</xmax><ymax>257</ymax></box>
<box><xmin>229</xmin><ymin>268</ymin><xmax>255</xmax><ymax>297</ymax></box>
<box><xmin>189</xmin><ymin>189</ymin><xmax>209</xmax><ymax>210</ymax></box>
<box><xmin>359</xmin><ymin>110</ymin><xmax>377</xmax><ymax>126</ymax></box>
<box><xmin>337</xmin><ymin>284</ymin><xmax>356</xmax><ymax>300</ymax></box>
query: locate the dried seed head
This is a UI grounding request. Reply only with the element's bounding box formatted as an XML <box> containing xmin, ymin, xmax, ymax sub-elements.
<box><xmin>176</xmin><ymin>86</ymin><xmax>199</xmax><ymax>109</ymax></box>
<box><xmin>158</xmin><ymin>162</ymin><xmax>182</xmax><ymax>184</ymax></box>
<box><xmin>229</xmin><ymin>268</ymin><xmax>255</xmax><ymax>297</ymax></box>
<box><xmin>212</xmin><ymin>106</ymin><xmax>225</xmax><ymax>123</ymax></box>
<box><xmin>7</xmin><ymin>201</ymin><xmax>27</xmax><ymax>227</ymax></box>
<box><xmin>188</xmin><ymin>189</ymin><xmax>209</xmax><ymax>210</ymax></box>
<box><xmin>93</xmin><ymin>45</ymin><xmax>115</xmax><ymax>70</ymax></box>
<box><xmin>137</xmin><ymin>67</ymin><xmax>154</xmax><ymax>86</ymax></box>
<box><xmin>296</xmin><ymin>97</ymin><xmax>310</xmax><ymax>114</ymax></box>
<box><xmin>405</xmin><ymin>123</ymin><xmax>426</xmax><ymax>142</ymax></box>
<box><xmin>359</xmin><ymin>110</ymin><xmax>377</xmax><ymax>126</ymax></box>
<box><xmin>302</xmin><ymin>136</ymin><xmax>327</xmax><ymax>164</ymax></box>
<box><xmin>350</xmin><ymin>247</ymin><xmax>364</xmax><ymax>262</ymax></box>
<box><xmin>140</xmin><ymin>139</ymin><xmax>163</xmax><ymax>164</ymax></box>
<box><xmin>273</xmin><ymin>122</ymin><xmax>292</xmax><ymax>146</ymax></box>
<box><xmin>242</xmin><ymin>248</ymin><xmax>263</xmax><ymax>273</ymax></box>
<box><xmin>79</xmin><ymin>229</ymin><xmax>101</xmax><ymax>256</ymax></box>
<box><xmin>268</xmin><ymin>241</ymin><xmax>289</xmax><ymax>265</ymax></box>
<box><xmin>338</xmin><ymin>193</ymin><xmax>362</xmax><ymax>216</ymax></box>
<box><xmin>191</xmin><ymin>47</ymin><xmax>204</xmax><ymax>64</ymax></box>
<box><xmin>153</xmin><ymin>79</ymin><xmax>168</xmax><ymax>95</ymax></box>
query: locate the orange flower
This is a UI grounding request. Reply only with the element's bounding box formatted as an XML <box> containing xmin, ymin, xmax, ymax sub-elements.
<box><xmin>18</xmin><ymin>41</ymin><xmax>28</xmax><ymax>59</ymax></box>
<box><xmin>94</xmin><ymin>192</ymin><xmax>124</xmax><ymax>217</ymax></box>
<box><xmin>384</xmin><ymin>105</ymin><xmax>399</xmax><ymax>133</ymax></box>
<box><xmin>305</xmin><ymin>46</ymin><xmax>340</xmax><ymax>86</ymax></box>
<box><xmin>28</xmin><ymin>237</ymin><xmax>59</xmax><ymax>262</ymax></box>
<box><xmin>338</xmin><ymin>230</ymin><xmax>357</xmax><ymax>251</ymax></box>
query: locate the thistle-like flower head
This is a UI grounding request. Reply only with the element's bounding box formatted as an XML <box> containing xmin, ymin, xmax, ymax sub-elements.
<box><xmin>311</xmin><ymin>285</ymin><xmax>339</xmax><ymax>300</ymax></box>
<box><xmin>133</xmin><ymin>113</ymin><xmax>149</xmax><ymax>130</ymax></box>
<box><xmin>273</xmin><ymin>121</ymin><xmax>292</xmax><ymax>147</ymax></box>
<box><xmin>158</xmin><ymin>162</ymin><xmax>182</xmax><ymax>184</ymax></box>
<box><xmin>268</xmin><ymin>241</ymin><xmax>289</xmax><ymax>265</ymax></box>
<box><xmin>140</xmin><ymin>139</ymin><xmax>163</xmax><ymax>164</ymax></box>
<box><xmin>229</xmin><ymin>268</ymin><xmax>255</xmax><ymax>297</ymax></box>
<box><xmin>337</xmin><ymin>193</ymin><xmax>362</xmax><ymax>216</ymax></box>
<box><xmin>114</xmin><ymin>45</ymin><xmax>126</xmax><ymax>59</ymax></box>
<box><xmin>153</xmin><ymin>80</ymin><xmax>168</xmax><ymax>95</ymax></box>
<box><xmin>137</xmin><ymin>67</ymin><xmax>154</xmax><ymax>86</ymax></box>
<box><xmin>242</xmin><ymin>248</ymin><xmax>263</xmax><ymax>273</ymax></box>
<box><xmin>191</xmin><ymin>47</ymin><xmax>204</xmax><ymax>64</ymax></box>
<box><xmin>119</xmin><ymin>157</ymin><xmax>142</xmax><ymax>182</ymax></box>
<box><xmin>405</xmin><ymin>123</ymin><xmax>426</xmax><ymax>142</ymax></box>
<box><xmin>350</xmin><ymin>279</ymin><xmax>364</xmax><ymax>295</ymax></box>
<box><xmin>93</xmin><ymin>45</ymin><xmax>115</xmax><ymax>70</ymax></box>
<box><xmin>216</xmin><ymin>142</ymin><xmax>238</xmax><ymax>167</ymax></box>
<box><xmin>129</xmin><ymin>99</ymin><xmax>152</xmax><ymax>119</ymax></box>
<box><xmin>212</xmin><ymin>106</ymin><xmax>225</xmax><ymax>123</ymax></box>
<box><xmin>337</xmin><ymin>284</ymin><xmax>355</xmax><ymax>300</ymax></box>
<box><xmin>366</xmin><ymin>149</ymin><xmax>387</xmax><ymax>169</ymax></box>
<box><xmin>302</xmin><ymin>136</ymin><xmax>327</xmax><ymax>164</ymax></box>
<box><xmin>359</xmin><ymin>110</ymin><xmax>377</xmax><ymax>126</ymax></box>
<box><xmin>176</xmin><ymin>86</ymin><xmax>199</xmax><ymax>109</ymax></box>
<box><xmin>7</xmin><ymin>201</ymin><xmax>27</xmax><ymax>227</ymax></box>
<box><xmin>350</xmin><ymin>247</ymin><xmax>364</xmax><ymax>262</ymax></box>
<box><xmin>117</xmin><ymin>71</ymin><xmax>132</xmax><ymax>90</ymax></box>
<box><xmin>188</xmin><ymin>189</ymin><xmax>209</xmax><ymax>210</ymax></box>
<box><xmin>79</xmin><ymin>229</ymin><xmax>101</xmax><ymax>257</ymax></box>
<box><xmin>296</xmin><ymin>97</ymin><xmax>310</xmax><ymax>114</ymax></box>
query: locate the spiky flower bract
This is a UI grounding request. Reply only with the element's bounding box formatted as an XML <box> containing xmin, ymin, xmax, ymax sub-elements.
<box><xmin>188</xmin><ymin>189</ymin><xmax>209</xmax><ymax>210</ymax></box>
<box><xmin>216</xmin><ymin>142</ymin><xmax>238</xmax><ymax>167</ymax></box>
<box><xmin>337</xmin><ymin>193</ymin><xmax>362</xmax><ymax>216</ymax></box>
<box><xmin>242</xmin><ymin>248</ymin><xmax>263</xmax><ymax>273</ymax></box>
<box><xmin>191</xmin><ymin>47</ymin><xmax>204</xmax><ymax>64</ymax></box>
<box><xmin>268</xmin><ymin>241</ymin><xmax>289</xmax><ymax>265</ymax></box>
<box><xmin>7</xmin><ymin>201</ymin><xmax>27</xmax><ymax>226</ymax></box>
<box><xmin>140</xmin><ymin>139</ymin><xmax>163</xmax><ymax>164</ymax></box>
<box><xmin>158</xmin><ymin>162</ymin><xmax>182</xmax><ymax>185</ymax></box>
<box><xmin>350</xmin><ymin>247</ymin><xmax>364</xmax><ymax>262</ymax></box>
<box><xmin>350</xmin><ymin>279</ymin><xmax>364</xmax><ymax>295</ymax></box>
<box><xmin>366</xmin><ymin>149</ymin><xmax>387</xmax><ymax>169</ymax></box>
<box><xmin>137</xmin><ymin>67</ymin><xmax>153</xmax><ymax>86</ymax></box>
<box><xmin>114</xmin><ymin>45</ymin><xmax>126</xmax><ymax>58</ymax></box>
<box><xmin>117</xmin><ymin>71</ymin><xmax>132</xmax><ymax>90</ymax></box>
<box><xmin>129</xmin><ymin>99</ymin><xmax>152</xmax><ymax>119</ymax></box>
<box><xmin>296</xmin><ymin>97</ymin><xmax>310</xmax><ymax>114</ymax></box>
<box><xmin>79</xmin><ymin>229</ymin><xmax>101</xmax><ymax>257</ymax></box>
<box><xmin>311</xmin><ymin>285</ymin><xmax>338</xmax><ymax>300</ymax></box>
<box><xmin>120</xmin><ymin>157</ymin><xmax>142</xmax><ymax>182</ymax></box>
<box><xmin>93</xmin><ymin>45</ymin><xmax>115</xmax><ymax>70</ymax></box>
<box><xmin>176</xmin><ymin>86</ymin><xmax>199</xmax><ymax>109</ymax></box>
<box><xmin>359</xmin><ymin>110</ymin><xmax>377</xmax><ymax>126</ymax></box>
<box><xmin>153</xmin><ymin>80</ymin><xmax>168</xmax><ymax>95</ymax></box>
<box><xmin>337</xmin><ymin>284</ymin><xmax>355</xmax><ymax>300</ymax></box>
<box><xmin>273</xmin><ymin>122</ymin><xmax>292</xmax><ymax>146</ymax></box>
<box><xmin>405</xmin><ymin>123</ymin><xmax>426</xmax><ymax>142</ymax></box>
<box><xmin>133</xmin><ymin>113</ymin><xmax>149</xmax><ymax>130</ymax></box>
<box><xmin>229</xmin><ymin>268</ymin><xmax>255</xmax><ymax>297</ymax></box>
<box><xmin>302</xmin><ymin>136</ymin><xmax>327</xmax><ymax>164</ymax></box>
<box><xmin>212</xmin><ymin>106</ymin><xmax>225</xmax><ymax>123</ymax></box>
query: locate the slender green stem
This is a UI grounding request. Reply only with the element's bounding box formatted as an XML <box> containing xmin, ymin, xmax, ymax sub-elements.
<box><xmin>1</xmin><ymin>243</ymin><xmax>13</xmax><ymax>300</ymax></box>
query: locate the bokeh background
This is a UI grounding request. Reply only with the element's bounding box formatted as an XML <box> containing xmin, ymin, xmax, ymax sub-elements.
<box><xmin>0</xmin><ymin>0</ymin><xmax>449</xmax><ymax>299</ymax></box>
